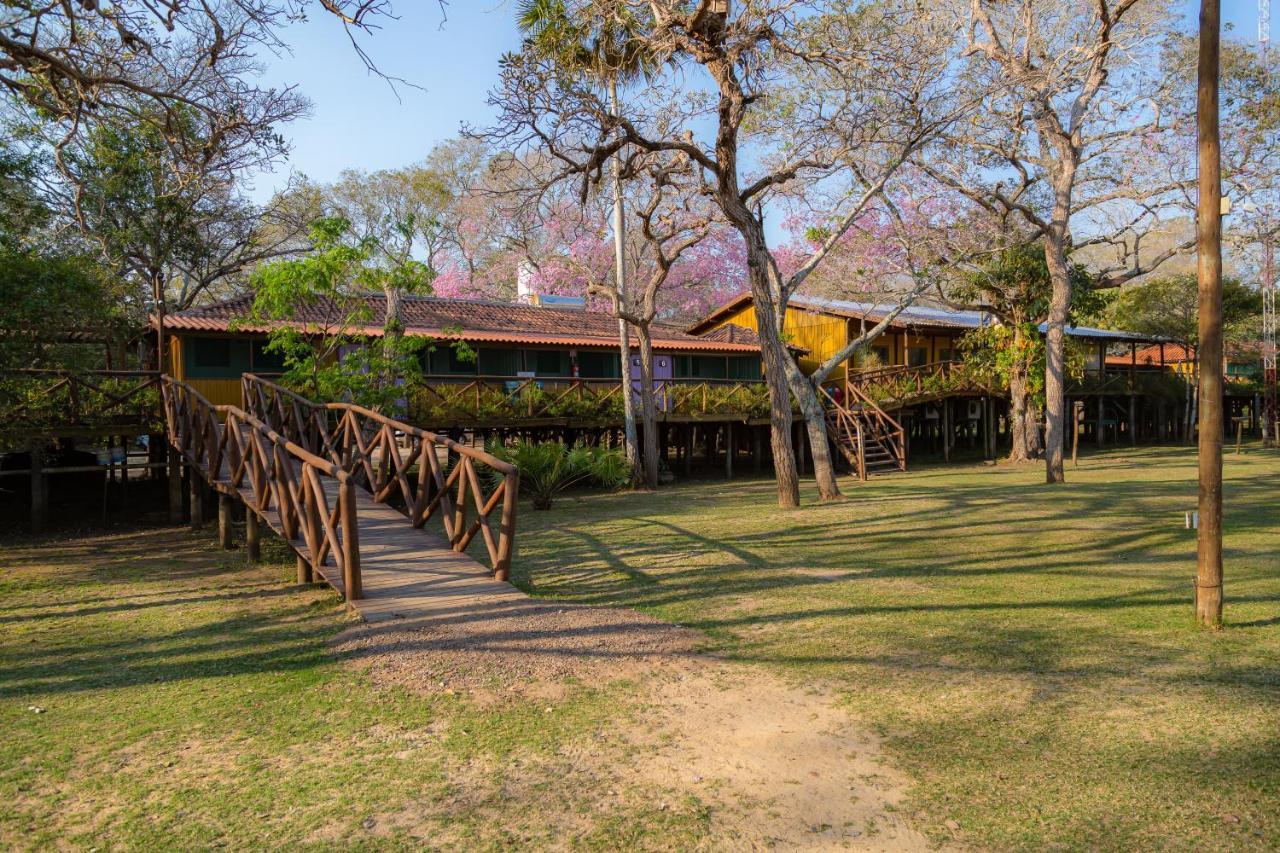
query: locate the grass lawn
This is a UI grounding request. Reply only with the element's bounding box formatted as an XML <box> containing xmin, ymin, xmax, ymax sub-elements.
<box><xmin>513</xmin><ymin>444</ymin><xmax>1280</xmax><ymax>850</ymax></box>
<box><xmin>0</xmin><ymin>532</ymin><xmax>702</xmax><ymax>850</ymax></box>
<box><xmin>2</xmin><ymin>443</ymin><xmax>1277</xmax><ymax>850</ymax></box>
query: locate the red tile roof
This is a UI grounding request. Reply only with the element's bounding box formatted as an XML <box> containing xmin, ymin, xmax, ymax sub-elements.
<box><xmin>160</xmin><ymin>293</ymin><xmax>766</xmax><ymax>354</ymax></box>
<box><xmin>1104</xmin><ymin>343</ymin><xmax>1259</xmax><ymax>366</ymax></box>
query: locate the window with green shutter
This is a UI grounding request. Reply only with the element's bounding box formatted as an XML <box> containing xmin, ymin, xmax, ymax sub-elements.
<box><xmin>185</xmin><ymin>336</ymin><xmax>250</xmax><ymax>378</ymax></box>
<box><xmin>691</xmin><ymin>356</ymin><xmax>727</xmax><ymax>379</ymax></box>
<box><xmin>726</xmin><ymin>356</ymin><xmax>761</xmax><ymax>380</ymax></box>
<box><xmin>532</xmin><ymin>349</ymin><xmax>571</xmax><ymax>376</ymax></box>
<box><xmin>578</xmin><ymin>350</ymin><xmax>621</xmax><ymax>378</ymax></box>
<box><xmin>478</xmin><ymin>348</ymin><xmax>519</xmax><ymax>376</ymax></box>
<box><xmin>250</xmin><ymin>340</ymin><xmax>287</xmax><ymax>373</ymax></box>
<box><xmin>430</xmin><ymin>346</ymin><xmax>477</xmax><ymax>375</ymax></box>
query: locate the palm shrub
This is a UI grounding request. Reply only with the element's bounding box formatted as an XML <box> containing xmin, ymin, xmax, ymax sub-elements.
<box><xmin>484</xmin><ymin>438</ymin><xmax>631</xmax><ymax>509</ymax></box>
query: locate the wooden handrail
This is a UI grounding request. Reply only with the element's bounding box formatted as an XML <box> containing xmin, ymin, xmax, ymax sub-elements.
<box><xmin>241</xmin><ymin>374</ymin><xmax>520</xmax><ymax>581</ymax></box>
<box><xmin>162</xmin><ymin>376</ymin><xmax>362</xmax><ymax>599</ymax></box>
<box><xmin>1</xmin><ymin>369</ymin><xmax>162</xmax><ymax>430</ymax></box>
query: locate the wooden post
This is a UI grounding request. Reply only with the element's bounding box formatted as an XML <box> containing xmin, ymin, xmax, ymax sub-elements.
<box><xmin>753</xmin><ymin>426</ymin><xmax>763</xmax><ymax>474</ymax></box>
<box><xmin>245</xmin><ymin>511</ymin><xmax>261</xmax><ymax>563</ymax></box>
<box><xmin>943</xmin><ymin>400</ymin><xmax>952</xmax><ymax>463</ymax></box>
<box><xmin>28</xmin><ymin>439</ymin><xmax>46</xmax><ymax>535</ymax></box>
<box><xmin>1129</xmin><ymin>395</ymin><xmax>1137</xmax><ymax>446</ymax></box>
<box><xmin>725</xmin><ymin>423</ymin><xmax>734</xmax><ymax>479</ymax></box>
<box><xmin>119</xmin><ymin>435</ymin><xmax>130</xmax><ymax>515</ymax></box>
<box><xmin>1235</xmin><ymin>418</ymin><xmax>1244</xmax><ymax>456</ymax></box>
<box><xmin>1072</xmin><ymin>401</ymin><xmax>1082</xmax><ymax>466</ymax></box>
<box><xmin>1096</xmin><ymin>395</ymin><xmax>1105</xmax><ymax>449</ymax></box>
<box><xmin>1195</xmin><ymin>0</ymin><xmax>1224</xmax><ymax>627</ymax></box>
<box><xmin>340</xmin><ymin>477</ymin><xmax>362</xmax><ymax>599</ymax></box>
<box><xmin>189</xmin><ymin>472</ymin><xmax>204</xmax><ymax>530</ymax></box>
<box><xmin>296</xmin><ymin>553</ymin><xmax>312</xmax><ymax>584</ymax></box>
<box><xmin>218</xmin><ymin>493</ymin><xmax>234</xmax><ymax>549</ymax></box>
<box><xmin>684</xmin><ymin>425</ymin><xmax>693</xmax><ymax>476</ymax></box>
<box><xmin>167</xmin><ymin>444</ymin><xmax>183</xmax><ymax>524</ymax></box>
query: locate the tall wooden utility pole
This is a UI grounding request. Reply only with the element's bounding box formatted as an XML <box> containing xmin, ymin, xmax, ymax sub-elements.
<box><xmin>1196</xmin><ymin>0</ymin><xmax>1225</xmax><ymax>627</ymax></box>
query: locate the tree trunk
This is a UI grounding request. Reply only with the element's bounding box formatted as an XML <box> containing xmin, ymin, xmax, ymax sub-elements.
<box><xmin>1008</xmin><ymin>369</ymin><xmax>1030</xmax><ymax>463</ymax></box>
<box><xmin>382</xmin><ymin>285</ymin><xmax>403</xmax><ymax>347</ymax></box>
<box><xmin>1042</xmin><ymin>223</ymin><xmax>1073</xmax><ymax>483</ymax></box>
<box><xmin>1007</xmin><ymin>324</ymin><xmax>1032</xmax><ymax>462</ymax></box>
<box><xmin>636</xmin><ymin>324</ymin><xmax>660</xmax><ymax>490</ymax></box>
<box><xmin>610</xmin><ymin>78</ymin><xmax>640</xmax><ymax>481</ymax></box>
<box><xmin>1025</xmin><ymin>397</ymin><xmax>1044</xmax><ymax>459</ymax></box>
<box><xmin>742</xmin><ymin>233</ymin><xmax>799</xmax><ymax>508</ymax></box>
<box><xmin>785</xmin><ymin>364</ymin><xmax>842</xmax><ymax>500</ymax></box>
<box><xmin>151</xmin><ymin>273</ymin><xmax>167</xmax><ymax>374</ymax></box>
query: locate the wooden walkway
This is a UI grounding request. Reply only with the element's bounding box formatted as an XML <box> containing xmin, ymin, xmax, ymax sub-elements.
<box><xmin>165</xmin><ymin>375</ymin><xmax>522</xmax><ymax>623</ymax></box>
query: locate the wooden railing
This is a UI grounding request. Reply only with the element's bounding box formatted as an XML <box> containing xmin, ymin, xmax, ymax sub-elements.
<box><xmin>0</xmin><ymin>369</ymin><xmax>162</xmax><ymax>434</ymax></box>
<box><xmin>242</xmin><ymin>374</ymin><xmax>520</xmax><ymax>581</ymax></box>
<box><xmin>163</xmin><ymin>376</ymin><xmax>362</xmax><ymax>599</ymax></box>
<box><xmin>846</xmin><ymin>361</ymin><xmax>982</xmax><ymax>406</ymax></box>
<box><xmin>407</xmin><ymin>375</ymin><xmax>771</xmax><ymax>425</ymax></box>
<box><xmin>821</xmin><ymin>377</ymin><xmax>907</xmax><ymax>480</ymax></box>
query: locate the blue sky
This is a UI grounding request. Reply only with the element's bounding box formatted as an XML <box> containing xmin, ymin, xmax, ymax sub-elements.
<box><xmin>251</xmin><ymin>0</ymin><xmax>1274</xmax><ymax>206</ymax></box>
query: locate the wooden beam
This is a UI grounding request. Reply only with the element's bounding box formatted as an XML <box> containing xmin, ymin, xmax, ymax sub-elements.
<box><xmin>296</xmin><ymin>554</ymin><xmax>313</xmax><ymax>584</ymax></box>
<box><xmin>190</xmin><ymin>473</ymin><xmax>204</xmax><ymax>530</ymax></box>
<box><xmin>725</xmin><ymin>423</ymin><xmax>734</xmax><ymax>479</ymax></box>
<box><xmin>168</xmin><ymin>445</ymin><xmax>184</xmax><ymax>524</ymax></box>
<box><xmin>29</xmin><ymin>439</ymin><xmax>46</xmax><ymax>535</ymax></box>
<box><xmin>245</xmin><ymin>511</ymin><xmax>261</xmax><ymax>563</ymax></box>
<box><xmin>218</xmin><ymin>494</ymin><xmax>234</xmax><ymax>550</ymax></box>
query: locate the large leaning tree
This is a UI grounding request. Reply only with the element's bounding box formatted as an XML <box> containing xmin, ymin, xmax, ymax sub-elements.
<box><xmin>488</xmin><ymin>0</ymin><xmax>971</xmax><ymax>507</ymax></box>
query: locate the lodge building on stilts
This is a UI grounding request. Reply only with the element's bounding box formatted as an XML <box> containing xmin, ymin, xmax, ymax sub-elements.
<box><xmin>153</xmin><ymin>291</ymin><xmax>1252</xmax><ymax>479</ymax></box>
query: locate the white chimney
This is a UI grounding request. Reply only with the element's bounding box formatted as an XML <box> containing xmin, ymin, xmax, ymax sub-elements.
<box><xmin>517</xmin><ymin>261</ymin><xmax>537</xmax><ymax>304</ymax></box>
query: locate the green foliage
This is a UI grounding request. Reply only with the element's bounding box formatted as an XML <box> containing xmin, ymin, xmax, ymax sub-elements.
<box><xmin>0</xmin><ymin>248</ymin><xmax>134</xmax><ymax>370</ymax></box>
<box><xmin>484</xmin><ymin>438</ymin><xmax>631</xmax><ymax>509</ymax></box>
<box><xmin>0</xmin><ymin>145</ymin><xmax>48</xmax><ymax>248</ymax></box>
<box><xmin>246</xmin><ymin>217</ymin><xmax>466</xmax><ymax>412</ymax></box>
<box><xmin>951</xmin><ymin>243</ymin><xmax>1099</xmax><ymax>326</ymax></box>
<box><xmin>0</xmin><ymin>374</ymin><xmax>162</xmax><ymax>433</ymax></box>
<box><xmin>407</xmin><ymin>380</ymin><xmax>775</xmax><ymax>426</ymax></box>
<box><xmin>952</xmin><ymin>246</ymin><xmax>1099</xmax><ymax>405</ymax></box>
<box><xmin>1105</xmin><ymin>274</ymin><xmax>1261</xmax><ymax>347</ymax></box>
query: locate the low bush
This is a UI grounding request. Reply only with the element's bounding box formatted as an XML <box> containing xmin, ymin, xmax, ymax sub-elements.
<box><xmin>484</xmin><ymin>438</ymin><xmax>631</xmax><ymax>509</ymax></box>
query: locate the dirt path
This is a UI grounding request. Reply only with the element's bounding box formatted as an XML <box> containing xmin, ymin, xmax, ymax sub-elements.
<box><xmin>334</xmin><ymin>602</ymin><xmax>931</xmax><ymax>850</ymax></box>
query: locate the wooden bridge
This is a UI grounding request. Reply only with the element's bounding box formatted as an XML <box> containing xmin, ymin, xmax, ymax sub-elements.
<box><xmin>162</xmin><ymin>374</ymin><xmax>521</xmax><ymax>621</ymax></box>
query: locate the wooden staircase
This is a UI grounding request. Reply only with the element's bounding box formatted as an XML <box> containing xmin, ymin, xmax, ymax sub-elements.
<box><xmin>822</xmin><ymin>380</ymin><xmax>907</xmax><ymax>480</ymax></box>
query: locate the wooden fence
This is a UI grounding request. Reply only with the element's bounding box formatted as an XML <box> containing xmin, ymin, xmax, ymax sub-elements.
<box><xmin>0</xmin><ymin>369</ymin><xmax>162</xmax><ymax>436</ymax></box>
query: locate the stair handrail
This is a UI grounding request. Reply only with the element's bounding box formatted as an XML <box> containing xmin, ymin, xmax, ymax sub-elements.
<box><xmin>242</xmin><ymin>373</ymin><xmax>519</xmax><ymax>581</ymax></box>
<box><xmin>844</xmin><ymin>375</ymin><xmax>907</xmax><ymax>471</ymax></box>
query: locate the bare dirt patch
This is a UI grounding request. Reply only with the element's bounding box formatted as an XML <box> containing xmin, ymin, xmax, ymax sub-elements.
<box><xmin>334</xmin><ymin>600</ymin><xmax>931</xmax><ymax>850</ymax></box>
<box><xmin>331</xmin><ymin>600</ymin><xmax>705</xmax><ymax>700</ymax></box>
<box><xmin>619</xmin><ymin>662</ymin><xmax>931</xmax><ymax>850</ymax></box>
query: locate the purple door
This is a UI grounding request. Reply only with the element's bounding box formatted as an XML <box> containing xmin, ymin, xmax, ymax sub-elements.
<box><xmin>631</xmin><ymin>354</ymin><xmax>673</xmax><ymax>411</ymax></box>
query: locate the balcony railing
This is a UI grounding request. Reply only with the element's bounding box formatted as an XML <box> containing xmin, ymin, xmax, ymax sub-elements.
<box><xmin>406</xmin><ymin>375</ymin><xmax>772</xmax><ymax>426</ymax></box>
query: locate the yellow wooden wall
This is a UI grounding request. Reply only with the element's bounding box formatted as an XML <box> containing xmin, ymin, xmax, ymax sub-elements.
<box><xmin>166</xmin><ymin>335</ymin><xmax>244</xmax><ymax>407</ymax></box>
<box><xmin>712</xmin><ymin>305</ymin><xmax>965</xmax><ymax>377</ymax></box>
<box><xmin>714</xmin><ymin>304</ymin><xmax>850</xmax><ymax>378</ymax></box>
